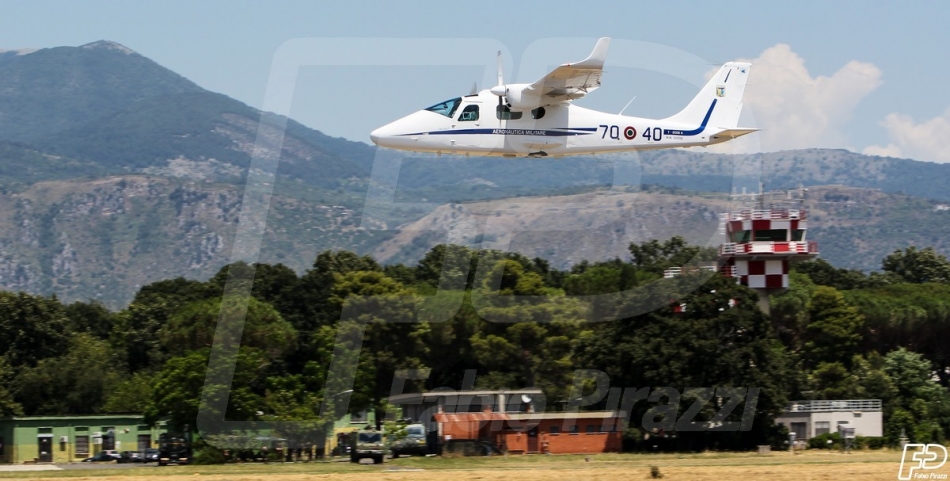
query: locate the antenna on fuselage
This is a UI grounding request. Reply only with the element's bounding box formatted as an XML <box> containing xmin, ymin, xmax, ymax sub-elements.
<box><xmin>618</xmin><ymin>96</ymin><xmax>637</xmax><ymax>116</ymax></box>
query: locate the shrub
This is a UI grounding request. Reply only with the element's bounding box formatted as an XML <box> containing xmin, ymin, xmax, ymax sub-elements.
<box><xmin>807</xmin><ymin>432</ymin><xmax>841</xmax><ymax>449</ymax></box>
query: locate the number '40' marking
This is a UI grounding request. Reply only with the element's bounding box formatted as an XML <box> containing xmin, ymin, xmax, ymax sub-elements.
<box><xmin>643</xmin><ymin>127</ymin><xmax>663</xmax><ymax>142</ymax></box>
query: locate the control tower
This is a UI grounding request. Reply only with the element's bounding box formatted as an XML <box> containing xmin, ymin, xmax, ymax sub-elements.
<box><xmin>718</xmin><ymin>185</ymin><xmax>819</xmax><ymax>313</ymax></box>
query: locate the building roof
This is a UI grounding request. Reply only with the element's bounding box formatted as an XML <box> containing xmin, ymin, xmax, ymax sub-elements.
<box><xmin>783</xmin><ymin>399</ymin><xmax>882</xmax><ymax>413</ymax></box>
<box><xmin>434</xmin><ymin>412</ymin><xmax>510</xmax><ymax>423</ymax></box>
<box><xmin>389</xmin><ymin>389</ymin><xmax>543</xmax><ymax>404</ymax></box>
<box><xmin>0</xmin><ymin>414</ymin><xmax>151</xmax><ymax>422</ymax></box>
<box><xmin>434</xmin><ymin>411</ymin><xmax>624</xmax><ymax>423</ymax></box>
<box><xmin>507</xmin><ymin>411</ymin><xmax>624</xmax><ymax>421</ymax></box>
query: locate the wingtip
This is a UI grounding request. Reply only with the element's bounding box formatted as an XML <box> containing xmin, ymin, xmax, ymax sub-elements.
<box><xmin>572</xmin><ymin>37</ymin><xmax>610</xmax><ymax>68</ymax></box>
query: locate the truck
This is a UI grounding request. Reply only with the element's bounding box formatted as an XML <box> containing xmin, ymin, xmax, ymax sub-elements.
<box><xmin>350</xmin><ymin>428</ymin><xmax>385</xmax><ymax>464</ymax></box>
<box><xmin>390</xmin><ymin>423</ymin><xmax>429</xmax><ymax>458</ymax></box>
<box><xmin>157</xmin><ymin>432</ymin><xmax>192</xmax><ymax>466</ymax></box>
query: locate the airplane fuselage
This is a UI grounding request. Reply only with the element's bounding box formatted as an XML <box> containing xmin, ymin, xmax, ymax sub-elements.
<box><xmin>371</xmin><ymin>90</ymin><xmax>735</xmax><ymax>158</ymax></box>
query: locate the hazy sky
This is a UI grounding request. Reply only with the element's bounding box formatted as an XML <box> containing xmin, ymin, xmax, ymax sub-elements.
<box><xmin>2</xmin><ymin>1</ymin><xmax>949</xmax><ymax>162</ymax></box>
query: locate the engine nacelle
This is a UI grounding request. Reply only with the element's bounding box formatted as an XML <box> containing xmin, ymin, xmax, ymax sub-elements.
<box><xmin>491</xmin><ymin>84</ymin><xmax>541</xmax><ymax>110</ymax></box>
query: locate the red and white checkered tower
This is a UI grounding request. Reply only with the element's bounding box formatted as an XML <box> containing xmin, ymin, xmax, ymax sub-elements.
<box><xmin>719</xmin><ymin>186</ymin><xmax>819</xmax><ymax>313</ymax></box>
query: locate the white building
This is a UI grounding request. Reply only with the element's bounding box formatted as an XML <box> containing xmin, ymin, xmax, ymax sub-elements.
<box><xmin>775</xmin><ymin>399</ymin><xmax>883</xmax><ymax>440</ymax></box>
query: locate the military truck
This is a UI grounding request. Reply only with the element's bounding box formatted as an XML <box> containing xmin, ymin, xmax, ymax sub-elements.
<box><xmin>390</xmin><ymin>424</ymin><xmax>429</xmax><ymax>458</ymax></box>
<box><xmin>157</xmin><ymin>432</ymin><xmax>192</xmax><ymax>466</ymax></box>
<box><xmin>350</xmin><ymin>428</ymin><xmax>385</xmax><ymax>464</ymax></box>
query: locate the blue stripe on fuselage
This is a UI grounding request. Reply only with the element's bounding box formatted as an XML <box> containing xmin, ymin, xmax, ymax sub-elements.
<box><xmin>399</xmin><ymin>127</ymin><xmax>596</xmax><ymax>137</ymax></box>
<box><xmin>663</xmin><ymin>99</ymin><xmax>717</xmax><ymax>136</ymax></box>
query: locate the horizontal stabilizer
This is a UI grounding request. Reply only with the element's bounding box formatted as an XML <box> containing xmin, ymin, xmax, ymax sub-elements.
<box><xmin>711</xmin><ymin>128</ymin><xmax>758</xmax><ymax>141</ymax></box>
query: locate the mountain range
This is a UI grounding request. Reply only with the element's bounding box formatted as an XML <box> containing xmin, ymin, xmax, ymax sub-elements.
<box><xmin>1</xmin><ymin>40</ymin><xmax>949</xmax><ymax>306</ymax></box>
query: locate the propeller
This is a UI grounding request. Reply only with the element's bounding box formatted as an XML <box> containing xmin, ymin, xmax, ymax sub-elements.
<box><xmin>490</xmin><ymin>50</ymin><xmax>508</xmax><ymax>109</ymax></box>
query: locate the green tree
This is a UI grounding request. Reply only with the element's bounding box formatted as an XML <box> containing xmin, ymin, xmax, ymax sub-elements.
<box><xmin>577</xmin><ymin>274</ymin><xmax>792</xmax><ymax>450</ymax></box>
<box><xmin>146</xmin><ymin>348</ymin><xmax>266</xmax><ymax>432</ymax></box>
<box><xmin>103</xmin><ymin>371</ymin><xmax>157</xmax><ymax>414</ymax></box>
<box><xmin>161</xmin><ymin>296</ymin><xmax>297</xmax><ymax>361</ymax></box>
<box><xmin>846</xmin><ymin>283</ymin><xmax>950</xmax><ymax>386</ymax></box>
<box><xmin>769</xmin><ymin>271</ymin><xmax>817</xmax><ymax>347</ymax></box>
<box><xmin>330</xmin><ymin>270</ymin><xmax>427</xmax><ymax>418</ymax></box>
<box><xmin>882</xmin><ymin>348</ymin><xmax>950</xmax><ymax>443</ymax></box>
<box><xmin>793</xmin><ymin>259</ymin><xmax>874</xmax><ymax>290</ymax></box>
<box><xmin>882</xmin><ymin>246</ymin><xmax>950</xmax><ymax>284</ymax></box>
<box><xmin>64</xmin><ymin>299</ymin><xmax>114</xmax><ymax>340</ymax></box>
<box><xmin>207</xmin><ymin>261</ymin><xmax>299</xmax><ymax>317</ymax></box>
<box><xmin>14</xmin><ymin>333</ymin><xmax>122</xmax><ymax>415</ymax></box>
<box><xmin>112</xmin><ymin>277</ymin><xmax>218</xmax><ymax>372</ymax></box>
<box><xmin>802</xmin><ymin>286</ymin><xmax>864</xmax><ymax>369</ymax></box>
<box><xmin>0</xmin><ymin>357</ymin><xmax>23</xmax><ymax>416</ymax></box>
<box><xmin>809</xmin><ymin>362</ymin><xmax>856</xmax><ymax>399</ymax></box>
<box><xmin>0</xmin><ymin>292</ymin><xmax>70</xmax><ymax>368</ymax></box>
<box><xmin>262</xmin><ymin>374</ymin><xmax>328</xmax><ymax>447</ymax></box>
<box><xmin>628</xmin><ymin>236</ymin><xmax>717</xmax><ymax>275</ymax></box>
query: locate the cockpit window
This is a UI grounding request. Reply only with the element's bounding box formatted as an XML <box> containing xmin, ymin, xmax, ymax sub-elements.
<box><xmin>458</xmin><ymin>105</ymin><xmax>479</xmax><ymax>121</ymax></box>
<box><xmin>425</xmin><ymin>98</ymin><xmax>462</xmax><ymax>118</ymax></box>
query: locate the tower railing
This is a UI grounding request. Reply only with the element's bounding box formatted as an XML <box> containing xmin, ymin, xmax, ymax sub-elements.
<box><xmin>724</xmin><ymin>209</ymin><xmax>805</xmax><ymax>221</ymax></box>
<box><xmin>720</xmin><ymin>241</ymin><xmax>819</xmax><ymax>256</ymax></box>
<box><xmin>785</xmin><ymin>399</ymin><xmax>882</xmax><ymax>413</ymax></box>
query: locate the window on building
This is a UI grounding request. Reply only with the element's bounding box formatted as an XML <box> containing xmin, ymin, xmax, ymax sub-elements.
<box><xmin>570</xmin><ymin>425</ymin><xmax>579</xmax><ymax>435</ymax></box>
<box><xmin>791</xmin><ymin>229</ymin><xmax>805</xmax><ymax>241</ymax></box>
<box><xmin>815</xmin><ymin>421</ymin><xmax>830</xmax><ymax>436</ymax></box>
<box><xmin>75</xmin><ymin>436</ymin><xmax>89</xmax><ymax>456</ymax></box>
<box><xmin>102</xmin><ymin>427</ymin><xmax>115</xmax><ymax>450</ymax></box>
<box><xmin>586</xmin><ymin>424</ymin><xmax>595</xmax><ymax>434</ymax></box>
<box><xmin>753</xmin><ymin>229</ymin><xmax>788</xmax><ymax>241</ymax></box>
<box><xmin>137</xmin><ymin>434</ymin><xmax>151</xmax><ymax>451</ymax></box>
<box><xmin>790</xmin><ymin>422</ymin><xmax>807</xmax><ymax>440</ymax></box>
<box><xmin>549</xmin><ymin>426</ymin><xmax>560</xmax><ymax>436</ymax></box>
<box><xmin>730</xmin><ymin>230</ymin><xmax>751</xmax><ymax>243</ymax></box>
<box><xmin>599</xmin><ymin>424</ymin><xmax>609</xmax><ymax>433</ymax></box>
<box><xmin>458</xmin><ymin>104</ymin><xmax>479</xmax><ymax>121</ymax></box>
<box><xmin>0</xmin><ymin>436</ymin><xmax>5</xmax><ymax>456</ymax></box>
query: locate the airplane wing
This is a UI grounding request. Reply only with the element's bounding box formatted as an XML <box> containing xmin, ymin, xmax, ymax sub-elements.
<box><xmin>525</xmin><ymin>37</ymin><xmax>610</xmax><ymax>104</ymax></box>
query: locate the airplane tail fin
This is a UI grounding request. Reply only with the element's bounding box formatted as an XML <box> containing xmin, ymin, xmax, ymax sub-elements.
<box><xmin>663</xmin><ymin>62</ymin><xmax>751</xmax><ymax>129</ymax></box>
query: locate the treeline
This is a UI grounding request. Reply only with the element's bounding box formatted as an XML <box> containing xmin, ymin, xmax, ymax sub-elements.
<box><xmin>1</xmin><ymin>240</ymin><xmax>949</xmax><ymax>451</ymax></box>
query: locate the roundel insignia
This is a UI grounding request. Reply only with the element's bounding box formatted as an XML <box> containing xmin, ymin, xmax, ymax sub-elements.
<box><xmin>624</xmin><ymin>126</ymin><xmax>637</xmax><ymax>140</ymax></box>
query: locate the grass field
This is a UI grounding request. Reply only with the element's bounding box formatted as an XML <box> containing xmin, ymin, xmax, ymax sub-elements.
<box><xmin>0</xmin><ymin>450</ymin><xmax>934</xmax><ymax>481</ymax></box>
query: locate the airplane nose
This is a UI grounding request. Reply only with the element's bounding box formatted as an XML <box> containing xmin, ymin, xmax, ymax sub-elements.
<box><xmin>370</xmin><ymin>127</ymin><xmax>382</xmax><ymax>145</ymax></box>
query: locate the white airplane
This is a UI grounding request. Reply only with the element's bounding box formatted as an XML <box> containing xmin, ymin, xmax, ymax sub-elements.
<box><xmin>370</xmin><ymin>38</ymin><xmax>756</xmax><ymax>158</ymax></box>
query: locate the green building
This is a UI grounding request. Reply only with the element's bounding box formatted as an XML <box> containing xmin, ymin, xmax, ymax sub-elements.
<box><xmin>326</xmin><ymin>410</ymin><xmax>377</xmax><ymax>455</ymax></box>
<box><xmin>0</xmin><ymin>414</ymin><xmax>166</xmax><ymax>464</ymax></box>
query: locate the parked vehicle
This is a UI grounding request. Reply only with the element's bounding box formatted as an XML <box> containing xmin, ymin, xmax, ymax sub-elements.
<box><xmin>144</xmin><ymin>448</ymin><xmax>159</xmax><ymax>462</ymax></box>
<box><xmin>158</xmin><ymin>433</ymin><xmax>192</xmax><ymax>466</ymax></box>
<box><xmin>122</xmin><ymin>450</ymin><xmax>146</xmax><ymax>463</ymax></box>
<box><xmin>81</xmin><ymin>451</ymin><xmax>119</xmax><ymax>462</ymax></box>
<box><xmin>350</xmin><ymin>428</ymin><xmax>385</xmax><ymax>464</ymax></box>
<box><xmin>391</xmin><ymin>424</ymin><xmax>429</xmax><ymax>458</ymax></box>
<box><xmin>441</xmin><ymin>439</ymin><xmax>499</xmax><ymax>456</ymax></box>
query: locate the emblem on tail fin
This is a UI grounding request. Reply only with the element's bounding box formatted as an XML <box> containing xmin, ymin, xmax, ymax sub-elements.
<box><xmin>716</xmin><ymin>86</ymin><xmax>726</xmax><ymax>98</ymax></box>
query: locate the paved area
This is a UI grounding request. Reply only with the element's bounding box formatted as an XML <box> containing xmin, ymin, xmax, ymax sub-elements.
<box><xmin>0</xmin><ymin>465</ymin><xmax>63</xmax><ymax>471</ymax></box>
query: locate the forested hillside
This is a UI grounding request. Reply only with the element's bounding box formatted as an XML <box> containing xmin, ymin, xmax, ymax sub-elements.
<box><xmin>4</xmin><ymin>41</ymin><xmax>950</xmax><ymax>308</ymax></box>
